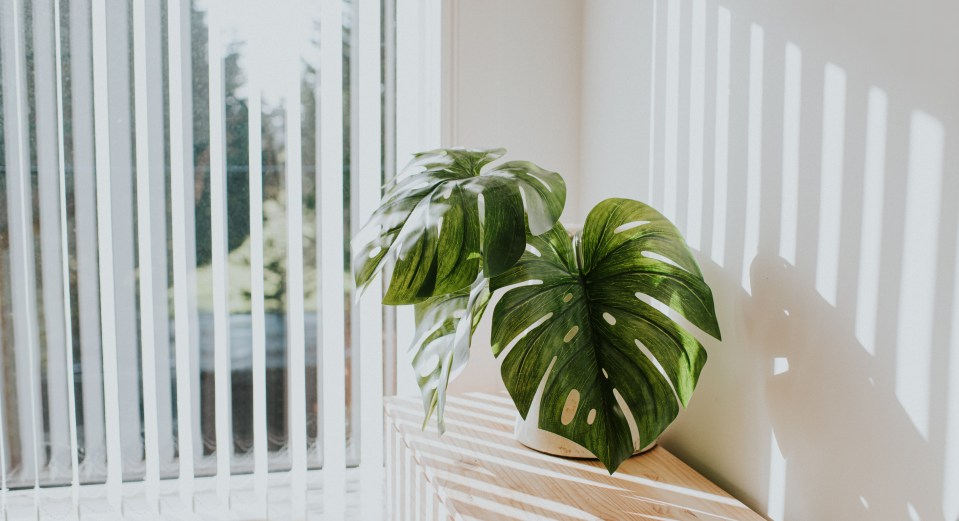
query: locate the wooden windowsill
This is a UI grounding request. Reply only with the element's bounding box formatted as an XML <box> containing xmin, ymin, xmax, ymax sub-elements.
<box><xmin>386</xmin><ymin>392</ymin><xmax>764</xmax><ymax>521</ymax></box>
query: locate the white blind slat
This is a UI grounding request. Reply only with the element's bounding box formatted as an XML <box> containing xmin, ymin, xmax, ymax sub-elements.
<box><xmin>91</xmin><ymin>0</ymin><xmax>124</xmax><ymax>508</ymax></box>
<box><xmin>52</xmin><ymin>0</ymin><xmax>81</xmax><ymax>504</ymax></box>
<box><xmin>102</xmin><ymin>0</ymin><xmax>144</xmax><ymax>480</ymax></box>
<box><xmin>286</xmin><ymin>20</ymin><xmax>309</xmax><ymax>520</ymax></box>
<box><xmin>168</xmin><ymin>0</ymin><xmax>198</xmax><ymax>505</ymax></box>
<box><xmin>206</xmin><ymin>0</ymin><xmax>233</xmax><ymax>506</ymax></box>
<box><xmin>133</xmin><ymin>0</ymin><xmax>167</xmax><ymax>511</ymax></box>
<box><xmin>0</xmin><ymin>0</ymin><xmax>15</xmax><ymax>496</ymax></box>
<box><xmin>32</xmin><ymin>0</ymin><xmax>71</xmax><ymax>480</ymax></box>
<box><xmin>381</xmin><ymin>0</ymin><xmax>399</xmax><ymax>398</ymax></box>
<box><xmin>140</xmin><ymin>0</ymin><xmax>177</xmax><ymax>478</ymax></box>
<box><xmin>393</xmin><ymin>0</ymin><xmax>417</xmax><ymax>400</ymax></box>
<box><xmin>3</xmin><ymin>0</ymin><xmax>44</xmax><ymax>489</ymax></box>
<box><xmin>68</xmin><ymin>0</ymin><xmax>106</xmax><ymax>481</ymax></box>
<box><xmin>357</xmin><ymin>0</ymin><xmax>384</xmax><ymax>518</ymax></box>
<box><xmin>320</xmin><ymin>0</ymin><xmax>347</xmax><ymax>518</ymax></box>
<box><xmin>248</xmin><ymin>67</ymin><xmax>268</xmax><ymax>519</ymax></box>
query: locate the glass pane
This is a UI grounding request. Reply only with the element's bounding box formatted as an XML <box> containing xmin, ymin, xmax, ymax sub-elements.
<box><xmin>0</xmin><ymin>0</ymin><xmax>385</xmax><ymax>491</ymax></box>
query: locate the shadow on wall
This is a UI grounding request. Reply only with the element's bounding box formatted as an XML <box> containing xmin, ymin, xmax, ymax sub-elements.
<box><xmin>642</xmin><ymin>0</ymin><xmax>959</xmax><ymax>520</ymax></box>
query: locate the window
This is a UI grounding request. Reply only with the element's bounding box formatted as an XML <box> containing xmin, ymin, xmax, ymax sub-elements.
<box><xmin>0</xmin><ymin>0</ymin><xmax>439</xmax><ymax>517</ymax></box>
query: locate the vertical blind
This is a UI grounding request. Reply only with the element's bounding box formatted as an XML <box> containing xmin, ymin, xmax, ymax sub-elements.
<box><xmin>0</xmin><ymin>0</ymin><xmax>441</xmax><ymax>517</ymax></box>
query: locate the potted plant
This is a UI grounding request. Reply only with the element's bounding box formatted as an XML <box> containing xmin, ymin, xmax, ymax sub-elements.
<box><xmin>354</xmin><ymin>148</ymin><xmax>721</xmax><ymax>473</ymax></box>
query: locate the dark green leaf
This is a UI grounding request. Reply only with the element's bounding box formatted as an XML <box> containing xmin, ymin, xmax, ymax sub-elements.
<box><xmin>478</xmin><ymin>177</ymin><xmax>526</xmax><ymax>276</ymax></box>
<box><xmin>490</xmin><ymin>198</ymin><xmax>721</xmax><ymax>473</ymax></box>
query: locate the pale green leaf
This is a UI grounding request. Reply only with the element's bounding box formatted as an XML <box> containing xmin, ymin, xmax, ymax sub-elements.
<box><xmin>353</xmin><ymin>148</ymin><xmax>565</xmax><ymax>304</ymax></box>
<box><xmin>411</xmin><ymin>277</ymin><xmax>491</xmax><ymax>432</ymax></box>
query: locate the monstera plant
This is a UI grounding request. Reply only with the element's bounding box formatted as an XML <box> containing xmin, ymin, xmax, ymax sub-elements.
<box><xmin>353</xmin><ymin>148</ymin><xmax>721</xmax><ymax>473</ymax></box>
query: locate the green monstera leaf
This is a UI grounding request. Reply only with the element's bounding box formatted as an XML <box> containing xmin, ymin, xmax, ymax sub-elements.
<box><xmin>353</xmin><ymin>148</ymin><xmax>566</xmax><ymax>305</ymax></box>
<box><xmin>490</xmin><ymin>198</ymin><xmax>721</xmax><ymax>473</ymax></box>
<box><xmin>411</xmin><ymin>277</ymin><xmax>491</xmax><ymax>432</ymax></box>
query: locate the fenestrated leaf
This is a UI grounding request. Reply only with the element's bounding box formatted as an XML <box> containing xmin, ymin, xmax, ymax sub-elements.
<box><xmin>490</xmin><ymin>198</ymin><xmax>721</xmax><ymax>473</ymax></box>
<box><xmin>411</xmin><ymin>277</ymin><xmax>491</xmax><ymax>432</ymax></box>
<box><xmin>353</xmin><ymin>148</ymin><xmax>566</xmax><ymax>305</ymax></box>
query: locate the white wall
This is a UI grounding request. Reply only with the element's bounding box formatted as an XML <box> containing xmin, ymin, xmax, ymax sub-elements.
<box><xmin>441</xmin><ymin>0</ymin><xmax>583</xmax><ymax>395</ymax></box>
<box><xmin>578</xmin><ymin>2</ymin><xmax>653</xmax><ymax>213</ymax></box>
<box><xmin>445</xmin><ymin>1</ymin><xmax>959</xmax><ymax>519</ymax></box>
<box><xmin>580</xmin><ymin>1</ymin><xmax>959</xmax><ymax>520</ymax></box>
<box><xmin>440</xmin><ymin>0</ymin><xmax>582</xmax><ymax>221</ymax></box>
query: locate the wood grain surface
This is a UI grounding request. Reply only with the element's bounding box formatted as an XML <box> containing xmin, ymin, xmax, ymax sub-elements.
<box><xmin>386</xmin><ymin>392</ymin><xmax>765</xmax><ymax>521</ymax></box>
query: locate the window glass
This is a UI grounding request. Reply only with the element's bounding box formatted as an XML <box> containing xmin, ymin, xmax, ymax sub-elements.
<box><xmin>0</xmin><ymin>0</ymin><xmax>380</xmax><ymax>489</ymax></box>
